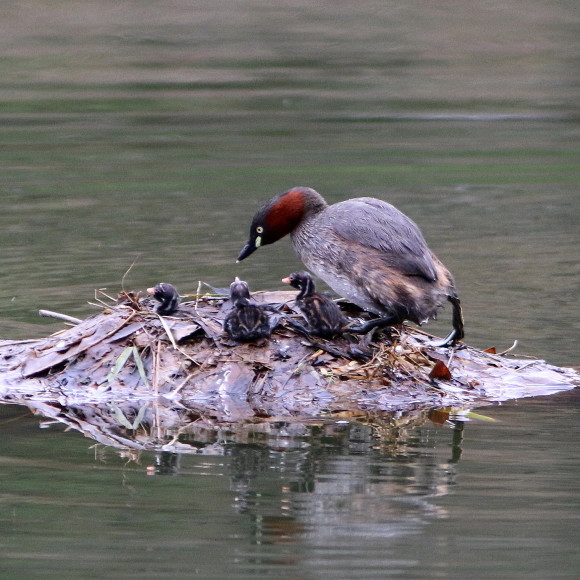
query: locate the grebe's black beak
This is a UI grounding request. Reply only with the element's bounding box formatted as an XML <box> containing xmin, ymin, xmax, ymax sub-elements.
<box><xmin>237</xmin><ymin>240</ymin><xmax>257</xmax><ymax>262</ymax></box>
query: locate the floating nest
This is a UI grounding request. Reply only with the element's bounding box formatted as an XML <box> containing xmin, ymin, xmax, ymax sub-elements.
<box><xmin>0</xmin><ymin>285</ymin><xmax>578</xmax><ymax>452</ymax></box>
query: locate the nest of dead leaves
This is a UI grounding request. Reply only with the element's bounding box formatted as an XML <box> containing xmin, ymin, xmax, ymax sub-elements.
<box><xmin>0</xmin><ymin>284</ymin><xmax>578</xmax><ymax>452</ymax></box>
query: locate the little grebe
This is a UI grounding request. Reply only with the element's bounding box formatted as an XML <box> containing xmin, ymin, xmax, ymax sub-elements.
<box><xmin>238</xmin><ymin>187</ymin><xmax>464</xmax><ymax>345</ymax></box>
<box><xmin>282</xmin><ymin>271</ymin><xmax>347</xmax><ymax>338</ymax></box>
<box><xmin>147</xmin><ymin>283</ymin><xmax>180</xmax><ymax>316</ymax></box>
<box><xmin>223</xmin><ymin>278</ymin><xmax>271</xmax><ymax>342</ymax></box>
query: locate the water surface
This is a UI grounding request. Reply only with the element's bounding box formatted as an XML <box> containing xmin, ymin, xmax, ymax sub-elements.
<box><xmin>2</xmin><ymin>392</ymin><xmax>580</xmax><ymax>579</ymax></box>
<box><xmin>0</xmin><ymin>1</ymin><xmax>579</xmax><ymax>578</ymax></box>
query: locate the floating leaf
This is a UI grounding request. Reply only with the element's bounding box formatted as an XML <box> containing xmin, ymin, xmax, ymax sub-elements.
<box><xmin>108</xmin><ymin>403</ymin><xmax>148</xmax><ymax>430</ymax></box>
<box><xmin>465</xmin><ymin>411</ymin><xmax>497</xmax><ymax>422</ymax></box>
<box><xmin>130</xmin><ymin>403</ymin><xmax>149</xmax><ymax>429</ymax></box>
<box><xmin>131</xmin><ymin>346</ymin><xmax>149</xmax><ymax>388</ymax></box>
<box><xmin>109</xmin><ymin>403</ymin><xmax>134</xmax><ymax>430</ymax></box>
<box><xmin>158</xmin><ymin>316</ymin><xmax>178</xmax><ymax>350</ymax></box>
<box><xmin>429</xmin><ymin>360</ymin><xmax>452</xmax><ymax>380</ymax></box>
<box><xmin>106</xmin><ymin>347</ymin><xmax>133</xmax><ymax>383</ymax></box>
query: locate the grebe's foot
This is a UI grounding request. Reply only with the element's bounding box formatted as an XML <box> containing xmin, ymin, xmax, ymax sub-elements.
<box><xmin>428</xmin><ymin>328</ymin><xmax>463</xmax><ymax>348</ymax></box>
<box><xmin>282</xmin><ymin>316</ymin><xmax>311</xmax><ymax>337</ymax></box>
<box><xmin>344</xmin><ymin>315</ymin><xmax>402</xmax><ymax>335</ymax></box>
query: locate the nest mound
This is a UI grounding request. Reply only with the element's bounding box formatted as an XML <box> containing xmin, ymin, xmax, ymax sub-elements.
<box><xmin>0</xmin><ymin>286</ymin><xmax>578</xmax><ymax>452</ymax></box>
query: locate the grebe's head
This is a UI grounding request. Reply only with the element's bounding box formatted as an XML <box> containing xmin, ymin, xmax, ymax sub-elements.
<box><xmin>147</xmin><ymin>282</ymin><xmax>178</xmax><ymax>302</ymax></box>
<box><xmin>281</xmin><ymin>271</ymin><xmax>315</xmax><ymax>295</ymax></box>
<box><xmin>237</xmin><ymin>187</ymin><xmax>325</xmax><ymax>262</ymax></box>
<box><xmin>229</xmin><ymin>277</ymin><xmax>252</xmax><ymax>303</ymax></box>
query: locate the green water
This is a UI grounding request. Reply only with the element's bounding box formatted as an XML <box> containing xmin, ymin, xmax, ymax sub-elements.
<box><xmin>2</xmin><ymin>395</ymin><xmax>580</xmax><ymax>579</ymax></box>
<box><xmin>0</xmin><ymin>1</ymin><xmax>579</xmax><ymax>577</ymax></box>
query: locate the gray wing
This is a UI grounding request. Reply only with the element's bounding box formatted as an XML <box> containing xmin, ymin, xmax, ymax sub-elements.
<box><xmin>328</xmin><ymin>198</ymin><xmax>438</xmax><ymax>281</ymax></box>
